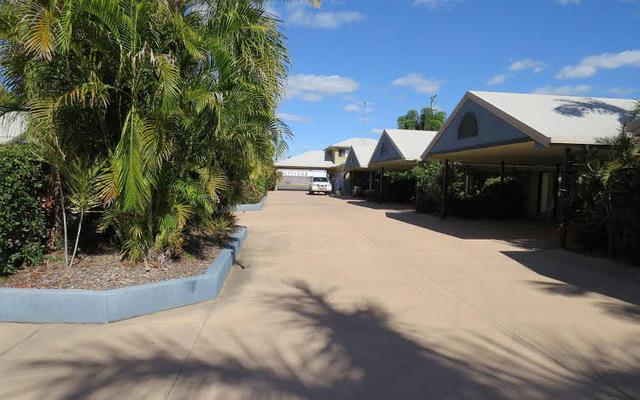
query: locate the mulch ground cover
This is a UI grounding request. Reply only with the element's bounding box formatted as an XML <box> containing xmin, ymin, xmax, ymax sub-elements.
<box><xmin>0</xmin><ymin>241</ymin><xmax>222</xmax><ymax>291</ymax></box>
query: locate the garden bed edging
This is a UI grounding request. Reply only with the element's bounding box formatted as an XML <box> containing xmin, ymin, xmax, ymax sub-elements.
<box><xmin>234</xmin><ymin>196</ymin><xmax>267</xmax><ymax>212</ymax></box>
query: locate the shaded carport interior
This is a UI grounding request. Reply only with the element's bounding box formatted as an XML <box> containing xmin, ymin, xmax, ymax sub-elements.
<box><xmin>427</xmin><ymin>140</ymin><xmax>595</xmax><ymax>220</ymax></box>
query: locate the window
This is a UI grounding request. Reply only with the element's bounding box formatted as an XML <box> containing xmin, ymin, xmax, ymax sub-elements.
<box><xmin>312</xmin><ymin>177</ymin><xmax>329</xmax><ymax>182</ymax></box>
<box><xmin>458</xmin><ymin>112</ymin><xmax>478</xmax><ymax>139</ymax></box>
<box><xmin>338</xmin><ymin>149</ymin><xmax>347</xmax><ymax>157</ymax></box>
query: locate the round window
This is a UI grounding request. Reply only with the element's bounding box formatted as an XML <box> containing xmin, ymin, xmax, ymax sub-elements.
<box><xmin>458</xmin><ymin>113</ymin><xmax>478</xmax><ymax>139</ymax></box>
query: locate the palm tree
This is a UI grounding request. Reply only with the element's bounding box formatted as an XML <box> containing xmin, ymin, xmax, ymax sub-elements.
<box><xmin>0</xmin><ymin>0</ymin><xmax>290</xmax><ymax>261</ymax></box>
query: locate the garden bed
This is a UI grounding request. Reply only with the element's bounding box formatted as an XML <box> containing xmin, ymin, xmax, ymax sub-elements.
<box><xmin>0</xmin><ymin>227</ymin><xmax>247</xmax><ymax>323</ymax></box>
<box><xmin>0</xmin><ymin>244</ymin><xmax>220</xmax><ymax>291</ymax></box>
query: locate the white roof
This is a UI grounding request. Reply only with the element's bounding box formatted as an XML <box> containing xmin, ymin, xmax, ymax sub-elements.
<box><xmin>384</xmin><ymin>129</ymin><xmax>438</xmax><ymax>160</ymax></box>
<box><xmin>347</xmin><ymin>138</ymin><xmax>378</xmax><ymax>168</ymax></box>
<box><xmin>324</xmin><ymin>137</ymin><xmax>375</xmax><ymax>150</ymax></box>
<box><xmin>0</xmin><ymin>112</ymin><xmax>26</xmax><ymax>144</ymax></box>
<box><xmin>469</xmin><ymin>91</ymin><xmax>636</xmax><ymax>145</ymax></box>
<box><xmin>275</xmin><ymin>150</ymin><xmax>334</xmax><ymax>169</ymax></box>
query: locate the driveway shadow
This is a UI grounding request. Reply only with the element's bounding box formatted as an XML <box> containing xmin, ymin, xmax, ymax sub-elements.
<box><xmin>385</xmin><ymin>210</ymin><xmax>558</xmax><ymax>250</ymax></box>
<box><xmin>503</xmin><ymin>249</ymin><xmax>640</xmax><ymax>321</ymax></box>
<box><xmin>346</xmin><ymin>199</ymin><xmax>417</xmax><ymax>211</ymax></box>
<box><xmin>3</xmin><ymin>281</ymin><xmax>639</xmax><ymax>399</ymax></box>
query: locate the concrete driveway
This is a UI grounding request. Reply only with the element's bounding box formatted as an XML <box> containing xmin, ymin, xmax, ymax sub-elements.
<box><xmin>1</xmin><ymin>190</ymin><xmax>639</xmax><ymax>399</ymax></box>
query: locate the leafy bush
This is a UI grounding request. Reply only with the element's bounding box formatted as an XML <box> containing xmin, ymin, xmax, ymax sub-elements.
<box><xmin>364</xmin><ymin>189</ymin><xmax>378</xmax><ymax>201</ymax></box>
<box><xmin>564</xmin><ymin>132</ymin><xmax>640</xmax><ymax>263</ymax></box>
<box><xmin>0</xmin><ymin>145</ymin><xmax>47</xmax><ymax>274</ymax></box>
<box><xmin>414</xmin><ymin>162</ymin><xmax>443</xmax><ymax>213</ymax></box>
<box><xmin>479</xmin><ymin>176</ymin><xmax>525</xmax><ymax>218</ymax></box>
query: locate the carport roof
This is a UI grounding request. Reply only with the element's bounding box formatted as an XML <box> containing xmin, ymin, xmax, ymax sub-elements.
<box><xmin>275</xmin><ymin>151</ymin><xmax>335</xmax><ymax>169</ymax></box>
<box><xmin>369</xmin><ymin>129</ymin><xmax>437</xmax><ymax>168</ymax></box>
<box><xmin>384</xmin><ymin>129</ymin><xmax>437</xmax><ymax>160</ymax></box>
<box><xmin>423</xmin><ymin>91</ymin><xmax>636</xmax><ymax>159</ymax></box>
<box><xmin>344</xmin><ymin>138</ymin><xmax>378</xmax><ymax>169</ymax></box>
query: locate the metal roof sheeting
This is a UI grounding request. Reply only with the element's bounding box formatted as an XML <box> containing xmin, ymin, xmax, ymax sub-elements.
<box><xmin>275</xmin><ymin>151</ymin><xmax>335</xmax><ymax>169</ymax></box>
<box><xmin>383</xmin><ymin>129</ymin><xmax>437</xmax><ymax>160</ymax></box>
<box><xmin>469</xmin><ymin>91</ymin><xmax>636</xmax><ymax>145</ymax></box>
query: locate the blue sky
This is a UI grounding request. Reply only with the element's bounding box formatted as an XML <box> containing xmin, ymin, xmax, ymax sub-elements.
<box><xmin>269</xmin><ymin>0</ymin><xmax>640</xmax><ymax>157</ymax></box>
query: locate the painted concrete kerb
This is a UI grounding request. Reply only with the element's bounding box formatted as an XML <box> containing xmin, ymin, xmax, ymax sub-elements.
<box><xmin>235</xmin><ymin>196</ymin><xmax>267</xmax><ymax>212</ymax></box>
<box><xmin>0</xmin><ymin>227</ymin><xmax>248</xmax><ymax>324</ymax></box>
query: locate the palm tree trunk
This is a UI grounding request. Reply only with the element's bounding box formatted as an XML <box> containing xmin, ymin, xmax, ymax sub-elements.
<box><xmin>56</xmin><ymin>170</ymin><xmax>69</xmax><ymax>267</ymax></box>
<box><xmin>69</xmin><ymin>210</ymin><xmax>84</xmax><ymax>267</ymax></box>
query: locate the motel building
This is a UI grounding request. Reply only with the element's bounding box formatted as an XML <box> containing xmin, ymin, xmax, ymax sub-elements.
<box><xmin>276</xmin><ymin>138</ymin><xmax>379</xmax><ymax>192</ymax></box>
<box><xmin>274</xmin><ymin>150</ymin><xmax>334</xmax><ymax>190</ymax></box>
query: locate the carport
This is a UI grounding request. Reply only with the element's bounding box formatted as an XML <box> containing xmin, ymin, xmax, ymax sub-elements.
<box><xmin>368</xmin><ymin>129</ymin><xmax>437</xmax><ymax>201</ymax></box>
<box><xmin>422</xmin><ymin>91</ymin><xmax>636</xmax><ymax>246</ymax></box>
<box><xmin>343</xmin><ymin>138</ymin><xmax>378</xmax><ymax>195</ymax></box>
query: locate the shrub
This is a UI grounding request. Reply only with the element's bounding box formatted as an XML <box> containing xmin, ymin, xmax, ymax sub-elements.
<box><xmin>0</xmin><ymin>145</ymin><xmax>47</xmax><ymax>274</ymax></box>
<box><xmin>364</xmin><ymin>189</ymin><xmax>378</xmax><ymax>201</ymax></box>
<box><xmin>414</xmin><ymin>162</ymin><xmax>443</xmax><ymax>213</ymax></box>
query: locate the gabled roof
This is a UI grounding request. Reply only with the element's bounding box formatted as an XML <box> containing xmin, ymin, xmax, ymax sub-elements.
<box><xmin>383</xmin><ymin>129</ymin><xmax>437</xmax><ymax>160</ymax></box>
<box><xmin>324</xmin><ymin>138</ymin><xmax>372</xmax><ymax>151</ymax></box>
<box><xmin>275</xmin><ymin>151</ymin><xmax>335</xmax><ymax>169</ymax></box>
<box><xmin>369</xmin><ymin>129</ymin><xmax>437</xmax><ymax>167</ymax></box>
<box><xmin>0</xmin><ymin>112</ymin><xmax>27</xmax><ymax>144</ymax></box>
<box><xmin>344</xmin><ymin>138</ymin><xmax>378</xmax><ymax>169</ymax></box>
<box><xmin>423</xmin><ymin>91</ymin><xmax>636</xmax><ymax>159</ymax></box>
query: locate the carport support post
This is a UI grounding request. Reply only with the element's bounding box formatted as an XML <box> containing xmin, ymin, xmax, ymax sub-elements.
<box><xmin>560</xmin><ymin>148</ymin><xmax>571</xmax><ymax>249</ymax></box>
<box><xmin>441</xmin><ymin>159</ymin><xmax>449</xmax><ymax>218</ymax></box>
<box><xmin>379</xmin><ymin>168</ymin><xmax>384</xmax><ymax>202</ymax></box>
<box><xmin>553</xmin><ymin>164</ymin><xmax>560</xmax><ymax>221</ymax></box>
<box><xmin>368</xmin><ymin>170</ymin><xmax>373</xmax><ymax>190</ymax></box>
<box><xmin>500</xmin><ymin>161</ymin><xmax>505</xmax><ymax>217</ymax></box>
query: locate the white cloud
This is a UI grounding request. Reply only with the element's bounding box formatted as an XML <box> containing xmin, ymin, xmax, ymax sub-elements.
<box><xmin>487</xmin><ymin>74</ymin><xmax>507</xmax><ymax>86</ymax></box>
<box><xmin>286</xmin><ymin>4</ymin><xmax>364</xmax><ymax>29</ymax></box>
<box><xmin>392</xmin><ymin>73</ymin><xmax>442</xmax><ymax>94</ymax></box>
<box><xmin>609</xmin><ymin>87</ymin><xmax>638</xmax><ymax>96</ymax></box>
<box><xmin>414</xmin><ymin>0</ymin><xmax>461</xmax><ymax>8</ymax></box>
<box><xmin>556</xmin><ymin>49</ymin><xmax>640</xmax><ymax>79</ymax></box>
<box><xmin>557</xmin><ymin>0</ymin><xmax>582</xmax><ymax>4</ymax></box>
<box><xmin>343</xmin><ymin>103</ymin><xmax>375</xmax><ymax>113</ymax></box>
<box><xmin>287</xmin><ymin>74</ymin><xmax>359</xmax><ymax>102</ymax></box>
<box><xmin>371</xmin><ymin>128</ymin><xmax>384</xmax><ymax>134</ymax></box>
<box><xmin>509</xmin><ymin>58</ymin><xmax>546</xmax><ymax>73</ymax></box>
<box><xmin>277</xmin><ymin>112</ymin><xmax>311</xmax><ymax>123</ymax></box>
<box><xmin>359</xmin><ymin>116</ymin><xmax>373</xmax><ymax>123</ymax></box>
<box><xmin>532</xmin><ymin>84</ymin><xmax>591</xmax><ymax>95</ymax></box>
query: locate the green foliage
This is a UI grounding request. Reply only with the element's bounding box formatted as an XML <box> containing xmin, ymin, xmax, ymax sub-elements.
<box><xmin>414</xmin><ymin>162</ymin><xmax>443</xmax><ymax>213</ymax></box>
<box><xmin>0</xmin><ymin>145</ymin><xmax>46</xmax><ymax>274</ymax></box>
<box><xmin>565</xmin><ymin>125</ymin><xmax>640</xmax><ymax>262</ymax></box>
<box><xmin>419</xmin><ymin>106</ymin><xmax>447</xmax><ymax>131</ymax></box>
<box><xmin>363</xmin><ymin>189</ymin><xmax>378</xmax><ymax>201</ymax></box>
<box><xmin>397</xmin><ymin>99</ymin><xmax>447</xmax><ymax>131</ymax></box>
<box><xmin>397</xmin><ymin>109</ymin><xmax>419</xmax><ymax>130</ymax></box>
<box><xmin>0</xmin><ymin>0</ymin><xmax>290</xmax><ymax>261</ymax></box>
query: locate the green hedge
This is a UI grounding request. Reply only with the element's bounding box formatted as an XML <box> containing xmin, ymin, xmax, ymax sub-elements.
<box><xmin>0</xmin><ymin>145</ymin><xmax>47</xmax><ymax>274</ymax></box>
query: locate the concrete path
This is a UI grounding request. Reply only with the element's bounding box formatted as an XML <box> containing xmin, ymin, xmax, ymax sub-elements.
<box><xmin>1</xmin><ymin>191</ymin><xmax>639</xmax><ymax>399</ymax></box>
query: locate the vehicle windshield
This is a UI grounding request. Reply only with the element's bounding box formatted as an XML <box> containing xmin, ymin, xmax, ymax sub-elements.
<box><xmin>312</xmin><ymin>177</ymin><xmax>329</xmax><ymax>183</ymax></box>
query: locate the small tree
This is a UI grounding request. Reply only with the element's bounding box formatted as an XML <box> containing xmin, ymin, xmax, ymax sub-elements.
<box><xmin>397</xmin><ymin>96</ymin><xmax>447</xmax><ymax>131</ymax></box>
<box><xmin>397</xmin><ymin>109</ymin><xmax>419</xmax><ymax>130</ymax></box>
